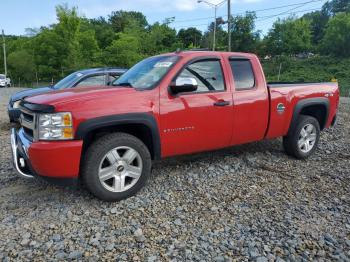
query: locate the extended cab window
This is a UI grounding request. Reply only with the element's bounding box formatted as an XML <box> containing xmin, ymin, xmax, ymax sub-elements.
<box><xmin>177</xmin><ymin>60</ymin><xmax>225</xmax><ymax>93</ymax></box>
<box><xmin>230</xmin><ymin>59</ymin><xmax>255</xmax><ymax>90</ymax></box>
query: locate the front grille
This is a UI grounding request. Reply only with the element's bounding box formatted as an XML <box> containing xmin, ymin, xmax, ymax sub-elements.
<box><xmin>19</xmin><ymin>106</ymin><xmax>36</xmax><ymax>141</ymax></box>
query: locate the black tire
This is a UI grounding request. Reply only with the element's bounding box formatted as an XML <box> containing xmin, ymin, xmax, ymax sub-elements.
<box><xmin>283</xmin><ymin>115</ymin><xmax>320</xmax><ymax>159</ymax></box>
<box><xmin>82</xmin><ymin>132</ymin><xmax>152</xmax><ymax>201</ymax></box>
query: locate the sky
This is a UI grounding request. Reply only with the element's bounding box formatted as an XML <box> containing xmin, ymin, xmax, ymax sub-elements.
<box><xmin>0</xmin><ymin>0</ymin><xmax>325</xmax><ymax>36</ymax></box>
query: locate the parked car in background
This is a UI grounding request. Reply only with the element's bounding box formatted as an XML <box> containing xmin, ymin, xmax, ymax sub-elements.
<box><xmin>8</xmin><ymin>68</ymin><xmax>127</xmax><ymax>122</ymax></box>
<box><xmin>0</xmin><ymin>74</ymin><xmax>11</xmax><ymax>87</ymax></box>
<box><xmin>11</xmin><ymin>51</ymin><xmax>339</xmax><ymax>201</ymax></box>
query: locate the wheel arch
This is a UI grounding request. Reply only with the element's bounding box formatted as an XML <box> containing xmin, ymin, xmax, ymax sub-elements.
<box><xmin>75</xmin><ymin>113</ymin><xmax>161</xmax><ymax>160</ymax></box>
<box><xmin>289</xmin><ymin>97</ymin><xmax>329</xmax><ymax>134</ymax></box>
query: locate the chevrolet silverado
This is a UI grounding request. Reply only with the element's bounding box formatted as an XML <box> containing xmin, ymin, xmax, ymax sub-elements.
<box><xmin>11</xmin><ymin>51</ymin><xmax>339</xmax><ymax>201</ymax></box>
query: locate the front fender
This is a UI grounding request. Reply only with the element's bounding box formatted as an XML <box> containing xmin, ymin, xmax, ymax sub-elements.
<box><xmin>75</xmin><ymin>113</ymin><xmax>161</xmax><ymax>159</ymax></box>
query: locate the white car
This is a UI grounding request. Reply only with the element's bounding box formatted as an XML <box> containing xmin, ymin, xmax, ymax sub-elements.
<box><xmin>0</xmin><ymin>74</ymin><xmax>11</xmax><ymax>87</ymax></box>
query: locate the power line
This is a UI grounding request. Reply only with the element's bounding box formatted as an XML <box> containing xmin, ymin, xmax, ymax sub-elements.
<box><xmin>170</xmin><ymin>0</ymin><xmax>324</xmax><ymax>24</ymax></box>
<box><xmin>256</xmin><ymin>7</ymin><xmax>322</xmax><ymax>21</ymax></box>
<box><xmin>172</xmin><ymin>7</ymin><xmax>323</xmax><ymax>29</ymax></box>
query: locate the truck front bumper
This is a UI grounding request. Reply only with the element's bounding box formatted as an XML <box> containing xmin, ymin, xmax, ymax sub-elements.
<box><xmin>11</xmin><ymin>128</ymin><xmax>83</xmax><ymax>179</ymax></box>
<box><xmin>11</xmin><ymin>128</ymin><xmax>35</xmax><ymax>178</ymax></box>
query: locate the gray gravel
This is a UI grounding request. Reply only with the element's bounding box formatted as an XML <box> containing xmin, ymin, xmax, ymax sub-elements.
<box><xmin>0</xmin><ymin>88</ymin><xmax>349</xmax><ymax>261</ymax></box>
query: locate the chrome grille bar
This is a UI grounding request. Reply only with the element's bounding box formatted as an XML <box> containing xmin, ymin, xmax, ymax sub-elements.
<box><xmin>19</xmin><ymin>105</ymin><xmax>37</xmax><ymax>141</ymax></box>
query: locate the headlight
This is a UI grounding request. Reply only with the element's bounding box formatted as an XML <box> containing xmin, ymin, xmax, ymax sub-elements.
<box><xmin>38</xmin><ymin>112</ymin><xmax>74</xmax><ymax>140</ymax></box>
<box><xmin>13</xmin><ymin>100</ymin><xmax>21</xmax><ymax>109</ymax></box>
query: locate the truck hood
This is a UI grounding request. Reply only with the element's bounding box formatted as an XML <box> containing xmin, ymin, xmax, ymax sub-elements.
<box><xmin>25</xmin><ymin>86</ymin><xmax>135</xmax><ymax>106</ymax></box>
<box><xmin>10</xmin><ymin>87</ymin><xmax>53</xmax><ymax>102</ymax></box>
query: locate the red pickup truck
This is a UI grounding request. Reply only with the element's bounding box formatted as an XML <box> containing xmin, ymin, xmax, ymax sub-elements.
<box><xmin>11</xmin><ymin>51</ymin><xmax>339</xmax><ymax>201</ymax></box>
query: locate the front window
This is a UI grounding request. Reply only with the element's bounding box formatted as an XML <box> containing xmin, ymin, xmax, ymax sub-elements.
<box><xmin>0</xmin><ymin>75</ymin><xmax>5</xmax><ymax>80</ymax></box>
<box><xmin>177</xmin><ymin>60</ymin><xmax>225</xmax><ymax>93</ymax></box>
<box><xmin>53</xmin><ymin>72</ymin><xmax>84</xmax><ymax>89</ymax></box>
<box><xmin>113</xmin><ymin>55</ymin><xmax>179</xmax><ymax>89</ymax></box>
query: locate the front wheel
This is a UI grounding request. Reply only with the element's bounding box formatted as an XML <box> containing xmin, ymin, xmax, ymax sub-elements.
<box><xmin>283</xmin><ymin>115</ymin><xmax>320</xmax><ymax>159</ymax></box>
<box><xmin>82</xmin><ymin>133</ymin><xmax>152</xmax><ymax>201</ymax></box>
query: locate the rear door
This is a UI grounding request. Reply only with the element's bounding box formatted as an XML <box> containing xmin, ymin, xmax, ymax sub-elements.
<box><xmin>226</xmin><ymin>56</ymin><xmax>269</xmax><ymax>145</ymax></box>
<box><xmin>160</xmin><ymin>57</ymin><xmax>233</xmax><ymax>157</ymax></box>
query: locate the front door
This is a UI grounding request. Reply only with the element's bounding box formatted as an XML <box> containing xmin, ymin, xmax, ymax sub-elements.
<box><xmin>160</xmin><ymin>58</ymin><xmax>233</xmax><ymax>157</ymax></box>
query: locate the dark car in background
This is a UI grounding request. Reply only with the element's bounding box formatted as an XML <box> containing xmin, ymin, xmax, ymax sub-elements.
<box><xmin>8</xmin><ymin>67</ymin><xmax>127</xmax><ymax>122</ymax></box>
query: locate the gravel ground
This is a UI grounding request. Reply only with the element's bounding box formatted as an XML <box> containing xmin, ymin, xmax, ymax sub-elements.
<box><xmin>0</xmin><ymin>88</ymin><xmax>349</xmax><ymax>261</ymax></box>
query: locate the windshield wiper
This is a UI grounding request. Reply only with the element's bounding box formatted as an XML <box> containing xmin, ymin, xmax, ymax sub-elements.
<box><xmin>114</xmin><ymin>82</ymin><xmax>133</xmax><ymax>88</ymax></box>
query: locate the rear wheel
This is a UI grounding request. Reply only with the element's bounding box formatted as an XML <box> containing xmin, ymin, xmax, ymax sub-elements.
<box><xmin>283</xmin><ymin>115</ymin><xmax>320</xmax><ymax>159</ymax></box>
<box><xmin>82</xmin><ymin>133</ymin><xmax>152</xmax><ymax>201</ymax></box>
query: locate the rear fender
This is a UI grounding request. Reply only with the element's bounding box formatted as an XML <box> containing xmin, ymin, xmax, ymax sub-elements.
<box><xmin>289</xmin><ymin>97</ymin><xmax>329</xmax><ymax>134</ymax></box>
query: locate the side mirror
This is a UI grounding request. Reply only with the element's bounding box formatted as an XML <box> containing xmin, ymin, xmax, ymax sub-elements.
<box><xmin>170</xmin><ymin>77</ymin><xmax>198</xmax><ymax>95</ymax></box>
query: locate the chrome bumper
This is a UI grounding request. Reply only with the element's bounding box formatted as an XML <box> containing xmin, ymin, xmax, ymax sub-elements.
<box><xmin>10</xmin><ymin>128</ymin><xmax>34</xmax><ymax>179</ymax></box>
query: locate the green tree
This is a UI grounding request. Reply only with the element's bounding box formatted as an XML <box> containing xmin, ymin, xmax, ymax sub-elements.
<box><xmin>303</xmin><ymin>10</ymin><xmax>329</xmax><ymax>45</ymax></box>
<box><xmin>177</xmin><ymin>27</ymin><xmax>202</xmax><ymax>48</ymax></box>
<box><xmin>109</xmin><ymin>11</ymin><xmax>148</xmax><ymax>32</ymax></box>
<box><xmin>104</xmin><ymin>33</ymin><xmax>142</xmax><ymax>67</ymax></box>
<box><xmin>202</xmin><ymin>20</ymin><xmax>227</xmax><ymax>50</ymax></box>
<box><xmin>230</xmin><ymin>12</ymin><xmax>260</xmax><ymax>52</ymax></box>
<box><xmin>265</xmin><ymin>17</ymin><xmax>312</xmax><ymax>55</ymax></box>
<box><xmin>33</xmin><ymin>28</ymin><xmax>67</xmax><ymax>79</ymax></box>
<box><xmin>77</xmin><ymin>30</ymin><xmax>101</xmax><ymax>67</ymax></box>
<box><xmin>322</xmin><ymin>0</ymin><xmax>350</xmax><ymax>16</ymax></box>
<box><xmin>54</xmin><ymin>4</ymin><xmax>81</xmax><ymax>69</ymax></box>
<box><xmin>86</xmin><ymin>17</ymin><xmax>116</xmax><ymax>49</ymax></box>
<box><xmin>143</xmin><ymin>23</ymin><xmax>179</xmax><ymax>55</ymax></box>
<box><xmin>321</xmin><ymin>12</ymin><xmax>350</xmax><ymax>57</ymax></box>
<box><xmin>8</xmin><ymin>50</ymin><xmax>35</xmax><ymax>82</ymax></box>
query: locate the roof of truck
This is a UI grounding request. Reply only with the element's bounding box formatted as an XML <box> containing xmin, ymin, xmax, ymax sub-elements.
<box><xmin>76</xmin><ymin>67</ymin><xmax>128</xmax><ymax>75</ymax></box>
<box><xmin>160</xmin><ymin>50</ymin><xmax>257</xmax><ymax>59</ymax></box>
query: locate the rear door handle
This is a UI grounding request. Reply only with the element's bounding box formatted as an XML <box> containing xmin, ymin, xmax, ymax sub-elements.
<box><xmin>214</xmin><ymin>100</ymin><xmax>230</xmax><ymax>107</ymax></box>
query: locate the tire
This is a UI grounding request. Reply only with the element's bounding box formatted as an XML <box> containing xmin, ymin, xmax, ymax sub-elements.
<box><xmin>82</xmin><ymin>132</ymin><xmax>152</xmax><ymax>201</ymax></box>
<box><xmin>283</xmin><ymin>115</ymin><xmax>320</xmax><ymax>159</ymax></box>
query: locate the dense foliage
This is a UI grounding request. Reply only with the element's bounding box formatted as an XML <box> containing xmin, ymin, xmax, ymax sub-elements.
<box><xmin>262</xmin><ymin>56</ymin><xmax>350</xmax><ymax>95</ymax></box>
<box><xmin>0</xmin><ymin>0</ymin><xmax>349</xmax><ymax>93</ymax></box>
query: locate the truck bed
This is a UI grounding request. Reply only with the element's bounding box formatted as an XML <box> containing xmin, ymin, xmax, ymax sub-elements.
<box><xmin>265</xmin><ymin>82</ymin><xmax>339</xmax><ymax>140</ymax></box>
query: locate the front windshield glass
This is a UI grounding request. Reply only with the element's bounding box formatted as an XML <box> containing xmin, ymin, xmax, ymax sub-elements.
<box><xmin>53</xmin><ymin>72</ymin><xmax>84</xmax><ymax>89</ymax></box>
<box><xmin>0</xmin><ymin>75</ymin><xmax>5</xmax><ymax>79</ymax></box>
<box><xmin>113</xmin><ymin>55</ymin><xmax>179</xmax><ymax>89</ymax></box>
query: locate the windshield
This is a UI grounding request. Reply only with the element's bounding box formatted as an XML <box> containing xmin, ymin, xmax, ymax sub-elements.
<box><xmin>0</xmin><ymin>75</ymin><xmax>5</xmax><ymax>80</ymax></box>
<box><xmin>113</xmin><ymin>55</ymin><xmax>179</xmax><ymax>89</ymax></box>
<box><xmin>53</xmin><ymin>72</ymin><xmax>84</xmax><ymax>89</ymax></box>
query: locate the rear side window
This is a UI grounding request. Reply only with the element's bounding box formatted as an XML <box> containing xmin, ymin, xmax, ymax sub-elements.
<box><xmin>229</xmin><ymin>59</ymin><xmax>255</xmax><ymax>90</ymax></box>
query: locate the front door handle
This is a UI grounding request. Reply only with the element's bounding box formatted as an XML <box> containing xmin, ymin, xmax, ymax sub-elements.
<box><xmin>214</xmin><ymin>100</ymin><xmax>230</xmax><ymax>107</ymax></box>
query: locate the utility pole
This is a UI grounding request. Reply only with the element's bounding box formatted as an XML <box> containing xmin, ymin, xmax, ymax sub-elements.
<box><xmin>227</xmin><ymin>0</ymin><xmax>231</xmax><ymax>52</ymax></box>
<box><xmin>213</xmin><ymin>6</ymin><xmax>217</xmax><ymax>51</ymax></box>
<box><xmin>2</xmin><ymin>30</ymin><xmax>7</xmax><ymax>79</ymax></box>
<box><xmin>198</xmin><ymin>0</ymin><xmax>227</xmax><ymax>51</ymax></box>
